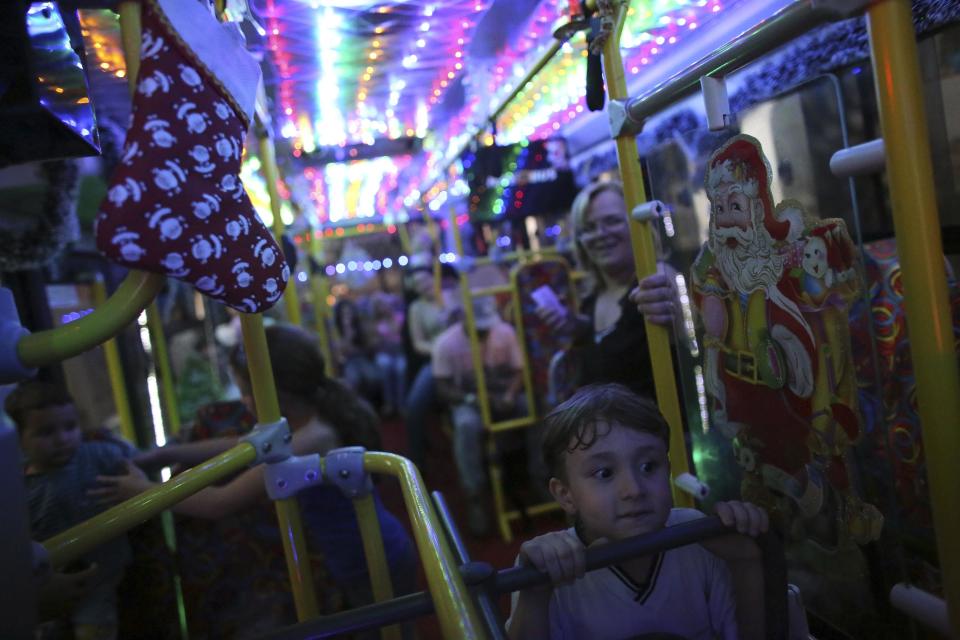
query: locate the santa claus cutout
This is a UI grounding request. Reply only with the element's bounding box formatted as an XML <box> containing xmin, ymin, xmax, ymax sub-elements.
<box><xmin>691</xmin><ymin>134</ymin><xmax>883</xmax><ymax>547</ymax></box>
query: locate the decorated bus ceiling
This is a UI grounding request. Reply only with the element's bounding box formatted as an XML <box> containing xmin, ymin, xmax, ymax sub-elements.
<box><xmin>80</xmin><ymin>0</ymin><xmax>735</xmax><ymax>226</ymax></box>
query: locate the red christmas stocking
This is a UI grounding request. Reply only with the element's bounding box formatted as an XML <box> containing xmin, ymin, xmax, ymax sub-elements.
<box><xmin>95</xmin><ymin>0</ymin><xmax>288</xmax><ymax>313</ymax></box>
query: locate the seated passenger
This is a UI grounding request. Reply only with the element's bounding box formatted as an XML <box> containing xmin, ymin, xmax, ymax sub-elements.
<box><xmin>432</xmin><ymin>296</ymin><xmax>545</xmax><ymax>536</ymax></box>
<box><xmin>371</xmin><ymin>292</ymin><xmax>406</xmax><ymax>417</ymax></box>
<box><xmin>8</xmin><ymin>381</ymin><xmax>133</xmax><ymax>640</ymax></box>
<box><xmin>93</xmin><ymin>324</ymin><xmax>417</xmax><ymax>635</ymax></box>
<box><xmin>333</xmin><ymin>297</ymin><xmax>381</xmax><ymax>404</ymax></box>
<box><xmin>507</xmin><ymin>384</ymin><xmax>768</xmax><ymax>640</ymax></box>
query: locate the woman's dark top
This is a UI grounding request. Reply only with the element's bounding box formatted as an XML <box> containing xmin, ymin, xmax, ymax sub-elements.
<box><xmin>578</xmin><ymin>281</ymin><xmax>655</xmax><ymax>397</ymax></box>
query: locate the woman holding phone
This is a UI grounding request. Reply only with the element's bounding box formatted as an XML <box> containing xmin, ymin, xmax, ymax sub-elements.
<box><xmin>537</xmin><ymin>179</ymin><xmax>679</xmax><ymax>396</ymax></box>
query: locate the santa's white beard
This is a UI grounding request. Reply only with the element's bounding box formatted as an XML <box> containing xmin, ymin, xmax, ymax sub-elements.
<box><xmin>712</xmin><ymin>224</ymin><xmax>783</xmax><ymax>293</ymax></box>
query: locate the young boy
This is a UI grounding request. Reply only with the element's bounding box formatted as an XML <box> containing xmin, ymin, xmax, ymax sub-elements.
<box><xmin>507</xmin><ymin>383</ymin><xmax>768</xmax><ymax>640</ymax></box>
<box><xmin>7</xmin><ymin>381</ymin><xmax>133</xmax><ymax>640</ymax></box>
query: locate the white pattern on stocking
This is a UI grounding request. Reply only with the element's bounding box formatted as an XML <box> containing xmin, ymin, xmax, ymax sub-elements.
<box><xmin>188</xmin><ymin>144</ymin><xmax>217</xmax><ymax>175</ymax></box>
<box><xmin>195</xmin><ymin>275</ymin><xmax>225</xmax><ymax>296</ymax></box>
<box><xmin>232</xmin><ymin>259</ymin><xmax>252</xmax><ymax>288</ymax></box>
<box><xmin>176</xmin><ymin>101</ymin><xmax>211</xmax><ymax>134</ymax></box>
<box><xmin>225</xmin><ymin>216</ymin><xmax>250</xmax><ymax>240</ymax></box>
<box><xmin>153</xmin><ymin>160</ymin><xmax>187</xmax><ymax>194</ymax></box>
<box><xmin>138</xmin><ymin>70</ymin><xmax>172</xmax><ymax>97</ymax></box>
<box><xmin>190</xmin><ymin>234</ymin><xmax>224</xmax><ymax>263</ymax></box>
<box><xmin>140</xmin><ymin>30</ymin><xmax>166</xmax><ymax>59</ymax></box>
<box><xmin>145</xmin><ymin>118</ymin><xmax>176</xmax><ymax>148</ymax></box>
<box><xmin>178</xmin><ymin>64</ymin><xmax>203</xmax><ymax>91</ymax></box>
<box><xmin>148</xmin><ymin>206</ymin><xmax>186</xmax><ymax>241</ymax></box>
<box><xmin>161</xmin><ymin>252</ymin><xmax>190</xmax><ymax>277</ymax></box>
<box><xmin>112</xmin><ymin>229</ymin><xmax>147</xmax><ymax>262</ymax></box>
<box><xmin>191</xmin><ymin>193</ymin><xmax>221</xmax><ymax>221</ymax></box>
<box><xmin>214</xmin><ymin>134</ymin><xmax>240</xmax><ymax>162</ymax></box>
<box><xmin>253</xmin><ymin>238</ymin><xmax>277</xmax><ymax>268</ymax></box>
<box><xmin>108</xmin><ymin>178</ymin><xmax>146</xmax><ymax>207</ymax></box>
<box><xmin>213</xmin><ymin>100</ymin><xmax>231</xmax><ymax>121</ymax></box>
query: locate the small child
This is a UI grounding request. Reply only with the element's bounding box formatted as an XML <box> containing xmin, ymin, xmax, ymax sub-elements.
<box><xmin>507</xmin><ymin>383</ymin><xmax>768</xmax><ymax>640</ymax></box>
<box><xmin>7</xmin><ymin>381</ymin><xmax>132</xmax><ymax>640</ymax></box>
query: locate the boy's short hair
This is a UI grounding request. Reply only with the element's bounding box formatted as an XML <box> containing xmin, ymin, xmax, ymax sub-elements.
<box><xmin>541</xmin><ymin>383</ymin><xmax>669</xmax><ymax>480</ymax></box>
<box><xmin>5</xmin><ymin>381</ymin><xmax>73</xmax><ymax>434</ymax></box>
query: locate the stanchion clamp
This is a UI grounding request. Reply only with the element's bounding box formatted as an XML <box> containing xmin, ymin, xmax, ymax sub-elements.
<box><xmin>0</xmin><ymin>288</ymin><xmax>37</xmax><ymax>384</ymax></box>
<box><xmin>326</xmin><ymin>446</ymin><xmax>372</xmax><ymax>499</ymax></box>
<box><xmin>631</xmin><ymin>200</ymin><xmax>668</xmax><ymax>223</ymax></box>
<box><xmin>608</xmin><ymin>98</ymin><xmax>644</xmax><ymax>138</ymax></box>
<box><xmin>240</xmin><ymin>417</ymin><xmax>293</xmax><ymax>465</ymax></box>
<box><xmin>264</xmin><ymin>454</ymin><xmax>323</xmax><ymax>500</ymax></box>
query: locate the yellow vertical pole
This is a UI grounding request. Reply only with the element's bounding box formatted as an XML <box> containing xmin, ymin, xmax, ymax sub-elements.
<box><xmin>258</xmin><ymin>135</ymin><xmax>302</xmax><ymax>327</ymax></box>
<box><xmin>107</xmin><ymin>1</ymin><xmax>144</xmax><ymax>446</ymax></box>
<box><xmin>309</xmin><ymin>233</ymin><xmax>336</xmax><ymax>378</ymax></box>
<box><xmin>509</xmin><ymin>268</ymin><xmax>538</xmax><ymax>422</ymax></box>
<box><xmin>599</xmin><ymin>4</ymin><xmax>691</xmax><ymax>505</ymax></box>
<box><xmin>867</xmin><ymin>1</ymin><xmax>960</xmax><ymax>632</ymax></box>
<box><xmin>450</xmin><ymin>208</ymin><xmax>494</xmax><ymax>430</ymax></box>
<box><xmin>397</xmin><ymin>222</ymin><xmax>412</xmax><ymax>254</ymax></box>
<box><xmin>90</xmin><ymin>279</ymin><xmax>137</xmax><ymax>444</ymax></box>
<box><xmin>239</xmin><ymin>314</ymin><xmax>319</xmax><ymax>621</ymax></box>
<box><xmin>353</xmin><ymin>495</ymin><xmax>401</xmax><ymax>640</ymax></box>
<box><xmin>146</xmin><ymin>302</ymin><xmax>181</xmax><ymax>435</ymax></box>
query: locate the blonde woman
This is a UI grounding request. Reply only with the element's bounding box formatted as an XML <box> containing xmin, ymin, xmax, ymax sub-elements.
<box><xmin>537</xmin><ymin>180</ymin><xmax>678</xmax><ymax>396</ymax></box>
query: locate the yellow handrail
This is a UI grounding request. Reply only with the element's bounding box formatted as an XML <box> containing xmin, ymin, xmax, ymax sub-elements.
<box><xmin>598</xmin><ymin>1</ymin><xmax>692</xmax><ymax>506</ymax></box>
<box><xmin>309</xmin><ymin>234</ymin><xmax>337</xmax><ymax>378</ymax></box>
<box><xmin>259</xmin><ymin>134</ymin><xmax>302</xmax><ymax>327</ymax></box>
<box><xmin>90</xmin><ymin>278</ymin><xmax>137</xmax><ymax>444</ymax></box>
<box><xmin>43</xmin><ymin>442</ymin><xmax>256</xmax><ymax>568</ymax></box>
<box><xmin>364</xmin><ymin>452</ymin><xmax>487</xmax><ymax>639</ymax></box>
<box><xmin>450</xmin><ymin>209</ymin><xmax>494</xmax><ymax>432</ymax></box>
<box><xmin>239</xmin><ymin>313</ymin><xmax>319</xmax><ymax>621</ymax></box>
<box><xmin>146</xmin><ymin>301</ymin><xmax>181</xmax><ymax>435</ymax></box>
<box><xmin>17</xmin><ymin>271</ymin><xmax>163</xmax><ymax>371</ymax></box>
<box><xmin>867</xmin><ymin>0</ymin><xmax>960</xmax><ymax>632</ymax></box>
<box><xmin>354</xmin><ymin>495</ymin><xmax>401</xmax><ymax>640</ymax></box>
<box><xmin>509</xmin><ymin>265</ymin><xmax>540</xmax><ymax>428</ymax></box>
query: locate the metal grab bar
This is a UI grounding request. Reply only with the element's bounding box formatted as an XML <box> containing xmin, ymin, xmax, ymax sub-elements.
<box><xmin>42</xmin><ymin>442</ymin><xmax>257</xmax><ymax>568</ymax></box>
<box><xmin>17</xmin><ymin>271</ymin><xmax>163</xmax><ymax>369</ymax></box>
<box><xmin>610</xmin><ymin>0</ymin><xmax>867</xmax><ymax>134</ymax></box>
<box><xmin>253</xmin><ymin>517</ymin><xmax>732</xmax><ymax>640</ymax></box>
<box><xmin>364</xmin><ymin>452</ymin><xmax>488</xmax><ymax>639</ymax></box>
<box><xmin>432</xmin><ymin>491</ymin><xmax>506</xmax><ymax>640</ymax></box>
<box><xmin>598</xmin><ymin>0</ymin><xmax>692</xmax><ymax>506</ymax></box>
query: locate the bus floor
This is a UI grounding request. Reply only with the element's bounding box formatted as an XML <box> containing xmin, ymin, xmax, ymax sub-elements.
<box><xmin>378</xmin><ymin>413</ymin><xmax>565</xmax><ymax>639</ymax></box>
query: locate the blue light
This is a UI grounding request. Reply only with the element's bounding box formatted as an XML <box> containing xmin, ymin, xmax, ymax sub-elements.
<box><xmin>383</xmin><ymin>257</ymin><xmax>393</xmax><ymax>268</ymax></box>
<box><xmin>347</xmin><ymin>261</ymin><xmax>357</xmax><ymax>272</ymax></box>
<box><xmin>336</xmin><ymin>263</ymin><xmax>346</xmax><ymax>274</ymax></box>
<box><xmin>398</xmin><ymin>255</ymin><xmax>409</xmax><ymax>266</ymax></box>
<box><xmin>61</xmin><ymin>308</ymin><xmax>94</xmax><ymax>324</ymax></box>
<box><xmin>325</xmin><ymin>265</ymin><xmax>336</xmax><ymax>276</ymax></box>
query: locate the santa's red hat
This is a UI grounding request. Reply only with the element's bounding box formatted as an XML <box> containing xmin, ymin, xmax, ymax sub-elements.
<box><xmin>707</xmin><ymin>135</ymin><xmax>792</xmax><ymax>241</ymax></box>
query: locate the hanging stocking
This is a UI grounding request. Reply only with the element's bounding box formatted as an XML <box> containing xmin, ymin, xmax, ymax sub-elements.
<box><xmin>95</xmin><ymin>0</ymin><xmax>288</xmax><ymax>313</ymax></box>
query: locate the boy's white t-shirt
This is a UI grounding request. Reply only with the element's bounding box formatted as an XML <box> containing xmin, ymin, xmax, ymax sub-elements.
<box><xmin>507</xmin><ymin>508</ymin><xmax>738</xmax><ymax>640</ymax></box>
